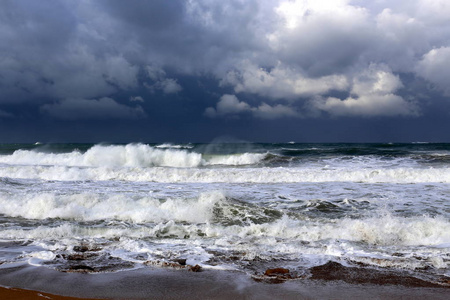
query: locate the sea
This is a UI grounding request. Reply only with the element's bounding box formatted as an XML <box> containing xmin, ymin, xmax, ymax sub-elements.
<box><xmin>0</xmin><ymin>142</ymin><xmax>449</xmax><ymax>286</ymax></box>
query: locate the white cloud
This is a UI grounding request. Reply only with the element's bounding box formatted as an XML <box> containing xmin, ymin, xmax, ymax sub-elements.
<box><xmin>270</xmin><ymin>0</ymin><xmax>372</xmax><ymax>75</ymax></box>
<box><xmin>375</xmin><ymin>9</ymin><xmax>423</xmax><ymax>44</ymax></box>
<box><xmin>204</xmin><ymin>94</ymin><xmax>251</xmax><ymax>118</ymax></box>
<box><xmin>252</xmin><ymin>103</ymin><xmax>299</xmax><ymax>119</ymax></box>
<box><xmin>415</xmin><ymin>0</ymin><xmax>450</xmax><ymax>26</ymax></box>
<box><xmin>352</xmin><ymin>65</ymin><xmax>404</xmax><ymax>95</ymax></box>
<box><xmin>41</xmin><ymin>97</ymin><xmax>146</xmax><ymax>120</ymax></box>
<box><xmin>2</xmin><ymin>0</ymin><xmax>450</xmax><ymax>119</ymax></box>
<box><xmin>314</xmin><ymin>65</ymin><xmax>418</xmax><ymax>117</ymax></box>
<box><xmin>276</xmin><ymin>0</ymin><xmax>359</xmax><ymax>29</ymax></box>
<box><xmin>214</xmin><ymin>0</ymin><xmax>450</xmax><ymax>117</ymax></box>
<box><xmin>318</xmin><ymin>94</ymin><xmax>415</xmax><ymax>117</ymax></box>
<box><xmin>159</xmin><ymin>78</ymin><xmax>183</xmax><ymax>94</ymax></box>
<box><xmin>205</xmin><ymin>94</ymin><xmax>299</xmax><ymax>119</ymax></box>
<box><xmin>416</xmin><ymin>47</ymin><xmax>450</xmax><ymax>95</ymax></box>
<box><xmin>222</xmin><ymin>62</ymin><xmax>348</xmax><ymax>100</ymax></box>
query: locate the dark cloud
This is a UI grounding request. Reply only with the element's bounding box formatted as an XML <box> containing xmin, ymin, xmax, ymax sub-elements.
<box><xmin>41</xmin><ymin>97</ymin><xmax>146</xmax><ymax>120</ymax></box>
<box><xmin>101</xmin><ymin>0</ymin><xmax>185</xmax><ymax>31</ymax></box>
<box><xmin>0</xmin><ymin>0</ymin><xmax>450</xmax><ymax>142</ymax></box>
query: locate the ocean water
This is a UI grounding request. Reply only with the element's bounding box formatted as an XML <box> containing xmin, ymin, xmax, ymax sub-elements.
<box><xmin>0</xmin><ymin>142</ymin><xmax>449</xmax><ymax>285</ymax></box>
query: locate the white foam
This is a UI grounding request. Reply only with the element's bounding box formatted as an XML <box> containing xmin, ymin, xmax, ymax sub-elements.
<box><xmin>1</xmin><ymin>164</ymin><xmax>449</xmax><ymax>183</ymax></box>
<box><xmin>0</xmin><ymin>150</ymin><xmax>84</xmax><ymax>166</ymax></box>
<box><xmin>2</xmin><ymin>144</ymin><xmax>448</xmax><ymax>184</ymax></box>
<box><xmin>1</xmin><ymin>214</ymin><xmax>447</xmax><ymax>272</ymax></box>
<box><xmin>83</xmin><ymin>144</ymin><xmax>203</xmax><ymax>168</ymax></box>
<box><xmin>0</xmin><ymin>144</ymin><xmax>203</xmax><ymax>168</ymax></box>
<box><xmin>0</xmin><ymin>190</ymin><xmax>226</xmax><ymax>223</ymax></box>
<box><xmin>199</xmin><ymin>214</ymin><xmax>450</xmax><ymax>249</ymax></box>
<box><xmin>204</xmin><ymin>153</ymin><xmax>266</xmax><ymax>166</ymax></box>
<box><xmin>1</xmin><ymin>207</ymin><xmax>448</xmax><ymax>272</ymax></box>
<box><xmin>0</xmin><ymin>144</ymin><xmax>267</xmax><ymax>169</ymax></box>
<box><xmin>36</xmin><ymin>251</ymin><xmax>56</xmax><ymax>260</ymax></box>
<box><xmin>337</xmin><ymin>215</ymin><xmax>450</xmax><ymax>246</ymax></box>
<box><xmin>155</xmin><ymin>143</ymin><xmax>194</xmax><ymax>149</ymax></box>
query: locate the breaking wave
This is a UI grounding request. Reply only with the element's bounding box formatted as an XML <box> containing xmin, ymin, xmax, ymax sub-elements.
<box><xmin>0</xmin><ymin>190</ymin><xmax>228</xmax><ymax>223</ymax></box>
<box><xmin>154</xmin><ymin>143</ymin><xmax>194</xmax><ymax>149</ymax></box>
<box><xmin>1</xmin><ymin>142</ymin><xmax>449</xmax><ymax>282</ymax></box>
<box><xmin>0</xmin><ymin>144</ymin><xmax>266</xmax><ymax>168</ymax></box>
<box><xmin>0</xmin><ymin>164</ymin><xmax>449</xmax><ymax>183</ymax></box>
<box><xmin>0</xmin><ymin>189</ymin><xmax>448</xmax><ymax>250</ymax></box>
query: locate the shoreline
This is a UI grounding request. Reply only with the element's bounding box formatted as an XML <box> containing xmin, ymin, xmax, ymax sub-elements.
<box><xmin>0</xmin><ymin>264</ymin><xmax>449</xmax><ymax>300</ymax></box>
<box><xmin>0</xmin><ymin>286</ymin><xmax>99</xmax><ymax>300</ymax></box>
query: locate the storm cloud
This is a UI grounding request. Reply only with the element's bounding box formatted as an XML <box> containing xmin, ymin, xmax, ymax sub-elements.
<box><xmin>1</xmin><ymin>0</ymin><xmax>450</xmax><ymax>142</ymax></box>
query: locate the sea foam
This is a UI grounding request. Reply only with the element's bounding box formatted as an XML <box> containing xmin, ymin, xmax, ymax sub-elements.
<box><xmin>0</xmin><ymin>190</ymin><xmax>226</xmax><ymax>223</ymax></box>
<box><xmin>0</xmin><ymin>144</ymin><xmax>266</xmax><ymax>168</ymax></box>
<box><xmin>0</xmin><ymin>164</ymin><xmax>449</xmax><ymax>183</ymax></box>
<box><xmin>1</xmin><ymin>188</ymin><xmax>448</xmax><ymax>248</ymax></box>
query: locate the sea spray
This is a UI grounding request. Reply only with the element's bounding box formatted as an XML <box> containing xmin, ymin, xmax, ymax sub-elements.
<box><xmin>0</xmin><ymin>143</ymin><xmax>267</xmax><ymax>168</ymax></box>
<box><xmin>0</xmin><ymin>190</ymin><xmax>228</xmax><ymax>223</ymax></box>
<box><xmin>0</xmin><ymin>164</ymin><xmax>449</xmax><ymax>183</ymax></box>
<box><xmin>0</xmin><ymin>142</ymin><xmax>449</xmax><ymax>285</ymax></box>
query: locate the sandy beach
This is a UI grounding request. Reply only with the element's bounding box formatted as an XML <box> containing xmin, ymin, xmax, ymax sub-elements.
<box><xmin>0</xmin><ymin>286</ymin><xmax>96</xmax><ymax>300</ymax></box>
<box><xmin>1</xmin><ymin>263</ymin><xmax>449</xmax><ymax>300</ymax></box>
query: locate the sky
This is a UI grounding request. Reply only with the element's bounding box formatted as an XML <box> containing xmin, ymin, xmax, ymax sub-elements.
<box><xmin>1</xmin><ymin>0</ymin><xmax>450</xmax><ymax>143</ymax></box>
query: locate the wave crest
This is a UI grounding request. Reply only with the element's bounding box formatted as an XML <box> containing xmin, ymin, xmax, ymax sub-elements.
<box><xmin>0</xmin><ymin>144</ymin><xmax>267</xmax><ymax>168</ymax></box>
<box><xmin>83</xmin><ymin>144</ymin><xmax>203</xmax><ymax>168</ymax></box>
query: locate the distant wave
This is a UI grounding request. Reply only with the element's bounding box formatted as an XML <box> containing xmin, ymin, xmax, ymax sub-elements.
<box><xmin>1</xmin><ymin>143</ymin><xmax>450</xmax><ymax>183</ymax></box>
<box><xmin>155</xmin><ymin>143</ymin><xmax>194</xmax><ymax>149</ymax></box>
<box><xmin>0</xmin><ymin>143</ymin><xmax>267</xmax><ymax>168</ymax></box>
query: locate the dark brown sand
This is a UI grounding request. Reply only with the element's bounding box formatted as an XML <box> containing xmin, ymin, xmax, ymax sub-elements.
<box><xmin>0</xmin><ymin>286</ymin><xmax>100</xmax><ymax>300</ymax></box>
<box><xmin>1</xmin><ymin>263</ymin><xmax>449</xmax><ymax>300</ymax></box>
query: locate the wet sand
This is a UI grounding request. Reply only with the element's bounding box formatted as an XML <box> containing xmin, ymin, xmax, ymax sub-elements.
<box><xmin>0</xmin><ymin>263</ymin><xmax>449</xmax><ymax>300</ymax></box>
<box><xmin>0</xmin><ymin>286</ymin><xmax>99</xmax><ymax>300</ymax></box>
